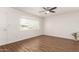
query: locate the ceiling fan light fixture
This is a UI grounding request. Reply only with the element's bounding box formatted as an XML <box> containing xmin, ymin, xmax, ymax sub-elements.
<box><xmin>45</xmin><ymin>11</ymin><xmax>50</xmax><ymax>14</ymax></box>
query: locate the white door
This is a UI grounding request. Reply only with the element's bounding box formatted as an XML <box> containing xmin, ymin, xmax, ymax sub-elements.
<box><xmin>7</xmin><ymin>8</ymin><xmax>19</xmax><ymax>42</ymax></box>
<box><xmin>0</xmin><ymin>8</ymin><xmax>7</xmax><ymax>45</ymax></box>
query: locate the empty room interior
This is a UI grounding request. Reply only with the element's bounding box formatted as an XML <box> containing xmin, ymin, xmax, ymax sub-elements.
<box><xmin>0</xmin><ymin>7</ymin><xmax>79</xmax><ymax>52</ymax></box>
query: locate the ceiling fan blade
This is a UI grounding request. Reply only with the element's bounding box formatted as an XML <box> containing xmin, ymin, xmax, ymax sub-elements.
<box><xmin>50</xmin><ymin>11</ymin><xmax>55</xmax><ymax>13</ymax></box>
<box><xmin>49</xmin><ymin>7</ymin><xmax>57</xmax><ymax>11</ymax></box>
<box><xmin>43</xmin><ymin>7</ymin><xmax>47</xmax><ymax>10</ymax></box>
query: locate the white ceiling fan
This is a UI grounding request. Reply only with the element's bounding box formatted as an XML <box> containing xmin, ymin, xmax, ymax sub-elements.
<box><xmin>40</xmin><ymin>7</ymin><xmax>57</xmax><ymax>14</ymax></box>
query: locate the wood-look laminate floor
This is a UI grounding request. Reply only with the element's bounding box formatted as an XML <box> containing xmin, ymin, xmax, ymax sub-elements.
<box><xmin>0</xmin><ymin>35</ymin><xmax>79</xmax><ymax>52</ymax></box>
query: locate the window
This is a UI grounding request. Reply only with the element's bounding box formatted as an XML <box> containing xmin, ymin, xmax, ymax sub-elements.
<box><xmin>20</xmin><ymin>18</ymin><xmax>40</xmax><ymax>31</ymax></box>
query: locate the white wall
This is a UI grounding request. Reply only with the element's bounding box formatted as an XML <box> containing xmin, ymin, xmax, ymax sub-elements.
<box><xmin>7</xmin><ymin>8</ymin><xmax>43</xmax><ymax>44</ymax></box>
<box><xmin>0</xmin><ymin>8</ymin><xmax>43</xmax><ymax>46</ymax></box>
<box><xmin>44</xmin><ymin>12</ymin><xmax>79</xmax><ymax>40</ymax></box>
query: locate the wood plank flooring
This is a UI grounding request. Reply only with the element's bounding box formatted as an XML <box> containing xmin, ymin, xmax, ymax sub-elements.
<box><xmin>0</xmin><ymin>35</ymin><xmax>79</xmax><ymax>52</ymax></box>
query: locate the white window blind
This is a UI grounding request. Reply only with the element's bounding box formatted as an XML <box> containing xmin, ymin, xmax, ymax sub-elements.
<box><xmin>20</xmin><ymin>18</ymin><xmax>40</xmax><ymax>31</ymax></box>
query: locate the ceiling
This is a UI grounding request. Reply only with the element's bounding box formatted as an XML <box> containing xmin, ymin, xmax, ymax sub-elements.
<box><xmin>14</xmin><ymin>7</ymin><xmax>79</xmax><ymax>18</ymax></box>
